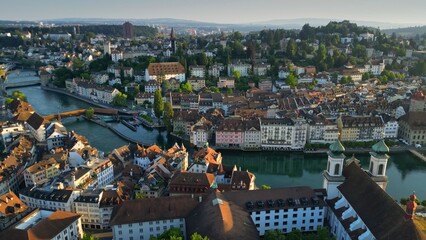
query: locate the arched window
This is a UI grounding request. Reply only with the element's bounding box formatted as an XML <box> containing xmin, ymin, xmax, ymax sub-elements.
<box><xmin>334</xmin><ymin>163</ymin><xmax>340</xmax><ymax>175</ymax></box>
<box><xmin>378</xmin><ymin>164</ymin><xmax>384</xmax><ymax>175</ymax></box>
<box><xmin>370</xmin><ymin>162</ymin><xmax>374</xmax><ymax>173</ymax></box>
<box><xmin>327</xmin><ymin>161</ymin><xmax>330</xmax><ymax>173</ymax></box>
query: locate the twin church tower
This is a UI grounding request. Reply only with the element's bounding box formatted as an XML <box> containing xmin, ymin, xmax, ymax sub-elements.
<box><xmin>323</xmin><ymin>139</ymin><xmax>390</xmax><ymax>199</ymax></box>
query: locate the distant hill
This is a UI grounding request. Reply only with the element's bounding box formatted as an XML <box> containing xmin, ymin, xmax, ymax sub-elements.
<box><xmin>382</xmin><ymin>26</ymin><xmax>426</xmax><ymax>37</ymax></box>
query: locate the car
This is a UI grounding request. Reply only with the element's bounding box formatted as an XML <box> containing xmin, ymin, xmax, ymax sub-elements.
<box><xmin>415</xmin><ymin>144</ymin><xmax>422</xmax><ymax>148</ymax></box>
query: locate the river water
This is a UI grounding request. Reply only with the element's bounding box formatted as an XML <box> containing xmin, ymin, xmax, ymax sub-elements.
<box><xmin>6</xmin><ymin>72</ymin><xmax>426</xmax><ymax>201</ymax></box>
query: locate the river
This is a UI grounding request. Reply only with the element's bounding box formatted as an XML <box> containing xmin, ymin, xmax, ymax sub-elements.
<box><xmin>6</xmin><ymin>72</ymin><xmax>426</xmax><ymax>201</ymax></box>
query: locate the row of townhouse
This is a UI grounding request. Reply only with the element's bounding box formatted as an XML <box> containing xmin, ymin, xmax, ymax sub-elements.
<box><xmin>200</xmin><ymin>115</ymin><xmax>397</xmax><ymax>150</ymax></box>
<box><xmin>213</xmin><ymin>117</ymin><xmax>308</xmax><ymax>151</ymax></box>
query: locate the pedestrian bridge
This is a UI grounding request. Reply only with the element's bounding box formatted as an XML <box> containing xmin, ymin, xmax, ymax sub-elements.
<box><xmin>44</xmin><ymin>108</ymin><xmax>119</xmax><ymax>121</ymax></box>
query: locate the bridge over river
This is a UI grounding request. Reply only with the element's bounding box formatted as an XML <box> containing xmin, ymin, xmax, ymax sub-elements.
<box><xmin>43</xmin><ymin>108</ymin><xmax>119</xmax><ymax>121</ymax></box>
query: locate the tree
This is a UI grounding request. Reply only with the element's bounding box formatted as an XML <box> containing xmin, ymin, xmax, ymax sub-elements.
<box><xmin>150</xmin><ymin>227</ymin><xmax>183</xmax><ymax>240</ymax></box>
<box><xmin>180</xmin><ymin>81</ymin><xmax>192</xmax><ymax>93</ymax></box>
<box><xmin>162</xmin><ymin>79</ymin><xmax>171</xmax><ymax>95</ymax></box>
<box><xmin>81</xmin><ymin>233</ymin><xmax>99</xmax><ymax>240</ymax></box>
<box><xmin>264</xmin><ymin>230</ymin><xmax>285</xmax><ymax>240</ymax></box>
<box><xmin>314</xmin><ymin>43</ymin><xmax>327</xmax><ymax>71</ymax></box>
<box><xmin>85</xmin><ymin>108</ymin><xmax>95</xmax><ymax>119</ymax></box>
<box><xmin>163</xmin><ymin>102</ymin><xmax>174</xmax><ymax>132</ymax></box>
<box><xmin>286</xmin><ymin>39</ymin><xmax>297</xmax><ymax>59</ymax></box>
<box><xmin>232</xmin><ymin>70</ymin><xmax>241</xmax><ymax>80</ymax></box>
<box><xmin>112</xmin><ymin>92</ymin><xmax>127</xmax><ymax>107</ymax></box>
<box><xmin>260</xmin><ymin>185</ymin><xmax>271</xmax><ymax>189</ymax></box>
<box><xmin>10</xmin><ymin>90</ymin><xmax>28</xmax><ymax>102</ymax></box>
<box><xmin>285</xmin><ymin>72</ymin><xmax>298</xmax><ymax>87</ymax></box>
<box><xmin>154</xmin><ymin>89</ymin><xmax>164</xmax><ymax>120</ymax></box>
<box><xmin>340</xmin><ymin>76</ymin><xmax>353</xmax><ymax>84</ymax></box>
<box><xmin>53</xmin><ymin>67</ymin><xmax>74</xmax><ymax>88</ymax></box>
<box><xmin>135</xmin><ymin>191</ymin><xmax>145</xmax><ymax>199</ymax></box>
<box><xmin>190</xmin><ymin>233</ymin><xmax>209</xmax><ymax>240</ymax></box>
<box><xmin>226</xmin><ymin>88</ymin><xmax>233</xmax><ymax>95</ymax></box>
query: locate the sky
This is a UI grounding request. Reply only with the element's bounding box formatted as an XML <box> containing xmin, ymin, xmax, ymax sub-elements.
<box><xmin>3</xmin><ymin>0</ymin><xmax>426</xmax><ymax>25</ymax></box>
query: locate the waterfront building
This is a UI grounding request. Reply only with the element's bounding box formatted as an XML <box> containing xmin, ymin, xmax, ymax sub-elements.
<box><xmin>215</xmin><ymin>118</ymin><xmax>244</xmax><ymax>149</ymax></box>
<box><xmin>19</xmin><ymin>188</ymin><xmax>80</xmax><ymax>212</ymax></box>
<box><xmin>145</xmin><ymin>62</ymin><xmax>186</xmax><ymax>82</ymax></box>
<box><xmin>243</xmin><ymin>119</ymin><xmax>262</xmax><ymax>150</ymax></box>
<box><xmin>260</xmin><ymin>118</ymin><xmax>308</xmax><ymax>150</ymax></box>
<box><xmin>380</xmin><ymin>114</ymin><xmax>399</xmax><ymax>139</ymax></box>
<box><xmin>24</xmin><ymin>158</ymin><xmax>61</xmax><ymax>187</ymax></box>
<box><xmin>337</xmin><ymin>116</ymin><xmax>384</xmax><ymax>142</ymax></box>
<box><xmin>0</xmin><ymin>191</ymin><xmax>32</xmax><ymax>231</ymax></box>
<box><xmin>307</xmin><ymin>119</ymin><xmax>339</xmax><ymax>144</ymax></box>
<box><xmin>398</xmin><ymin>111</ymin><xmax>426</xmax><ymax>145</ymax></box>
<box><xmin>0</xmin><ymin>209</ymin><xmax>83</xmax><ymax>240</ymax></box>
<box><xmin>189</xmin><ymin>65</ymin><xmax>206</xmax><ymax>78</ymax></box>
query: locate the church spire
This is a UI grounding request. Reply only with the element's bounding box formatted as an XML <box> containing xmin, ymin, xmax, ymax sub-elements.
<box><xmin>170</xmin><ymin>27</ymin><xmax>176</xmax><ymax>54</ymax></box>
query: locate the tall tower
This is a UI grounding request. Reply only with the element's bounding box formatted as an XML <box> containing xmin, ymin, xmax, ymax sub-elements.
<box><xmin>103</xmin><ymin>41</ymin><xmax>111</xmax><ymax>55</ymax></box>
<box><xmin>323</xmin><ymin>139</ymin><xmax>346</xmax><ymax>199</ymax></box>
<box><xmin>170</xmin><ymin>27</ymin><xmax>176</xmax><ymax>54</ymax></box>
<box><xmin>123</xmin><ymin>21</ymin><xmax>134</xmax><ymax>39</ymax></box>
<box><xmin>368</xmin><ymin>140</ymin><xmax>390</xmax><ymax>190</ymax></box>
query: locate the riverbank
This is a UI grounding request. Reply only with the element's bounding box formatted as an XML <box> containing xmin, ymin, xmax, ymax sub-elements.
<box><xmin>41</xmin><ymin>86</ymin><xmax>113</xmax><ymax>109</ymax></box>
<box><xmin>408</xmin><ymin>149</ymin><xmax>426</xmax><ymax>163</ymax></box>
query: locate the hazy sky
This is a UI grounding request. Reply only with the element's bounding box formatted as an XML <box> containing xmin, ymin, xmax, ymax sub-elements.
<box><xmin>3</xmin><ymin>0</ymin><xmax>426</xmax><ymax>25</ymax></box>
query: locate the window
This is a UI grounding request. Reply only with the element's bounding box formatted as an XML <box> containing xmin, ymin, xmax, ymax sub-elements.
<box><xmin>370</xmin><ymin>162</ymin><xmax>374</xmax><ymax>173</ymax></box>
<box><xmin>292</xmin><ymin>220</ymin><xmax>297</xmax><ymax>224</ymax></box>
<box><xmin>334</xmin><ymin>163</ymin><xmax>340</xmax><ymax>175</ymax></box>
<box><xmin>118</xmin><ymin>231</ymin><xmax>122</xmax><ymax>235</ymax></box>
<box><xmin>129</xmin><ymin>230</ymin><xmax>133</xmax><ymax>234</ymax></box>
<box><xmin>140</xmin><ymin>229</ymin><xmax>143</xmax><ymax>233</ymax></box>
<box><xmin>293</xmin><ymin>214</ymin><xmax>297</xmax><ymax>218</ymax></box>
<box><xmin>378</xmin><ymin>164</ymin><xmax>384</xmax><ymax>175</ymax></box>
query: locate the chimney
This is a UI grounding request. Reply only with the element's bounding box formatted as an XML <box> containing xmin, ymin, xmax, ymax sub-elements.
<box><xmin>199</xmin><ymin>196</ymin><xmax>202</xmax><ymax>203</ymax></box>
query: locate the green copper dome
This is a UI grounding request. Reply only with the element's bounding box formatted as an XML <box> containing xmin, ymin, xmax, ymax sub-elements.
<box><xmin>372</xmin><ymin>140</ymin><xmax>389</xmax><ymax>153</ymax></box>
<box><xmin>329</xmin><ymin>139</ymin><xmax>346</xmax><ymax>153</ymax></box>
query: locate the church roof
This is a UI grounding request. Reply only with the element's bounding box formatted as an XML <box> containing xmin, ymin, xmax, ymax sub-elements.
<box><xmin>338</xmin><ymin>162</ymin><xmax>426</xmax><ymax>240</ymax></box>
<box><xmin>329</xmin><ymin>139</ymin><xmax>345</xmax><ymax>153</ymax></box>
<box><xmin>372</xmin><ymin>140</ymin><xmax>389</xmax><ymax>153</ymax></box>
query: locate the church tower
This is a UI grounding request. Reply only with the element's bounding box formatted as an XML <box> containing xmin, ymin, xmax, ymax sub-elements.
<box><xmin>323</xmin><ymin>139</ymin><xmax>346</xmax><ymax>199</ymax></box>
<box><xmin>368</xmin><ymin>140</ymin><xmax>390</xmax><ymax>190</ymax></box>
<box><xmin>170</xmin><ymin>27</ymin><xmax>176</xmax><ymax>54</ymax></box>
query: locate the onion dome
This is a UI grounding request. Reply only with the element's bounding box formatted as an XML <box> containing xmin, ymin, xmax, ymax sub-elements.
<box><xmin>372</xmin><ymin>140</ymin><xmax>389</xmax><ymax>153</ymax></box>
<box><xmin>329</xmin><ymin>139</ymin><xmax>346</xmax><ymax>153</ymax></box>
